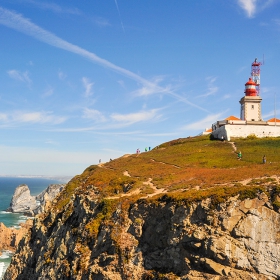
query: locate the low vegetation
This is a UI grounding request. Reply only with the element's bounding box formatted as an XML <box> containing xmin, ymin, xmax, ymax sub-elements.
<box><xmin>48</xmin><ymin>135</ymin><xmax>280</xmax><ymax>237</ymax></box>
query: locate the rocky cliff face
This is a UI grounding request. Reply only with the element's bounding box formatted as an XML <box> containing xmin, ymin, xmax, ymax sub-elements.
<box><xmin>6</xmin><ymin>184</ymin><xmax>65</xmax><ymax>216</ymax></box>
<box><xmin>6</xmin><ymin>185</ymin><xmax>37</xmax><ymax>215</ymax></box>
<box><xmin>34</xmin><ymin>184</ymin><xmax>65</xmax><ymax>215</ymax></box>
<box><xmin>0</xmin><ymin>221</ymin><xmax>32</xmax><ymax>253</ymax></box>
<box><xmin>4</xmin><ymin>187</ymin><xmax>280</xmax><ymax>280</ymax></box>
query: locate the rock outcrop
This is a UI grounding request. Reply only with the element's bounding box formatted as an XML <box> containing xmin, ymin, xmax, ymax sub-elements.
<box><xmin>34</xmin><ymin>184</ymin><xmax>65</xmax><ymax>215</ymax></box>
<box><xmin>4</xmin><ymin>190</ymin><xmax>280</xmax><ymax>279</ymax></box>
<box><xmin>6</xmin><ymin>185</ymin><xmax>37</xmax><ymax>215</ymax></box>
<box><xmin>0</xmin><ymin>221</ymin><xmax>33</xmax><ymax>253</ymax></box>
<box><xmin>6</xmin><ymin>184</ymin><xmax>65</xmax><ymax>216</ymax></box>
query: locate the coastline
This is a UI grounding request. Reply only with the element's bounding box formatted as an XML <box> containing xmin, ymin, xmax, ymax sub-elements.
<box><xmin>0</xmin><ymin>177</ymin><xmax>69</xmax><ymax>279</ymax></box>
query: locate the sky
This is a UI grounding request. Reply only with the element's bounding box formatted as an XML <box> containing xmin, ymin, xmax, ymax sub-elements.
<box><xmin>0</xmin><ymin>0</ymin><xmax>280</xmax><ymax>176</ymax></box>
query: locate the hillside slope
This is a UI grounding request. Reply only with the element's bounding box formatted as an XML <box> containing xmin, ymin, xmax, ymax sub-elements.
<box><xmin>4</xmin><ymin>136</ymin><xmax>280</xmax><ymax>279</ymax></box>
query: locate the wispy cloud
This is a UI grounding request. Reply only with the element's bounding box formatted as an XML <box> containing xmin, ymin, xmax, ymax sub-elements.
<box><xmin>0</xmin><ymin>7</ymin><xmax>207</xmax><ymax>112</ymax></box>
<box><xmin>237</xmin><ymin>0</ymin><xmax>275</xmax><ymax>18</ymax></box>
<box><xmin>262</xmin><ymin>109</ymin><xmax>280</xmax><ymax>119</ymax></box>
<box><xmin>82</xmin><ymin>77</ymin><xmax>94</xmax><ymax>97</ymax></box>
<box><xmin>82</xmin><ymin>108</ymin><xmax>106</xmax><ymax>122</ymax></box>
<box><xmin>0</xmin><ymin>113</ymin><xmax>8</xmax><ymax>121</ymax></box>
<box><xmin>111</xmin><ymin>109</ymin><xmax>162</xmax><ymax>125</ymax></box>
<box><xmin>196</xmin><ymin>76</ymin><xmax>218</xmax><ymax>98</ymax></box>
<box><xmin>94</xmin><ymin>17</ymin><xmax>111</xmax><ymax>27</ymax></box>
<box><xmin>22</xmin><ymin>0</ymin><xmax>81</xmax><ymax>15</ymax></box>
<box><xmin>58</xmin><ymin>70</ymin><xmax>67</xmax><ymax>80</ymax></box>
<box><xmin>181</xmin><ymin>112</ymin><xmax>226</xmax><ymax>131</ymax></box>
<box><xmin>42</xmin><ymin>87</ymin><xmax>54</xmax><ymax>98</ymax></box>
<box><xmin>7</xmin><ymin>69</ymin><xmax>32</xmax><ymax>85</ymax></box>
<box><xmin>0</xmin><ymin>111</ymin><xmax>66</xmax><ymax>125</ymax></box>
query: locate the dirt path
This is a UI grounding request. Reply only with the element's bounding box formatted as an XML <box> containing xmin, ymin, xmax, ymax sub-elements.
<box><xmin>229</xmin><ymin>141</ymin><xmax>237</xmax><ymax>152</ymax></box>
<box><xmin>106</xmin><ymin>176</ymin><xmax>167</xmax><ymax>200</ymax></box>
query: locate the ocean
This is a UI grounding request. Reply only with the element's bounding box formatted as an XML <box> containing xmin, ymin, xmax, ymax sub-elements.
<box><xmin>0</xmin><ymin>177</ymin><xmax>65</xmax><ymax>279</ymax></box>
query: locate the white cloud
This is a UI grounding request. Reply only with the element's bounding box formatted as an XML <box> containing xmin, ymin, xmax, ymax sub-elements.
<box><xmin>196</xmin><ymin>76</ymin><xmax>218</xmax><ymax>98</ymax></box>
<box><xmin>0</xmin><ymin>113</ymin><xmax>8</xmax><ymax>121</ymax></box>
<box><xmin>14</xmin><ymin>111</ymin><xmax>65</xmax><ymax>124</ymax></box>
<box><xmin>238</xmin><ymin>0</ymin><xmax>257</xmax><ymax>17</ymax></box>
<box><xmin>223</xmin><ymin>94</ymin><xmax>231</xmax><ymax>99</ymax></box>
<box><xmin>1</xmin><ymin>111</ymin><xmax>67</xmax><ymax>125</ymax></box>
<box><xmin>7</xmin><ymin>69</ymin><xmax>32</xmax><ymax>85</ymax></box>
<box><xmin>262</xmin><ymin>109</ymin><xmax>280</xmax><ymax>119</ymax></box>
<box><xmin>82</xmin><ymin>108</ymin><xmax>106</xmax><ymax>122</ymax></box>
<box><xmin>0</xmin><ymin>7</ymin><xmax>208</xmax><ymax>112</ymax></box>
<box><xmin>58</xmin><ymin>71</ymin><xmax>67</xmax><ymax>80</ymax></box>
<box><xmin>23</xmin><ymin>0</ymin><xmax>81</xmax><ymax>15</ymax></box>
<box><xmin>181</xmin><ymin>112</ymin><xmax>225</xmax><ymax>131</ymax></box>
<box><xmin>42</xmin><ymin>87</ymin><xmax>54</xmax><ymax>98</ymax></box>
<box><xmin>111</xmin><ymin>109</ymin><xmax>162</xmax><ymax>125</ymax></box>
<box><xmin>82</xmin><ymin>77</ymin><xmax>94</xmax><ymax>97</ymax></box>
<box><xmin>237</xmin><ymin>0</ymin><xmax>275</xmax><ymax>18</ymax></box>
<box><xmin>94</xmin><ymin>17</ymin><xmax>111</xmax><ymax>27</ymax></box>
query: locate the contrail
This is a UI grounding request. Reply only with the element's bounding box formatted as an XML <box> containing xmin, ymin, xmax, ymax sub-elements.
<box><xmin>0</xmin><ymin>6</ymin><xmax>209</xmax><ymax>113</ymax></box>
<box><xmin>114</xmin><ymin>0</ymin><xmax>125</xmax><ymax>33</ymax></box>
<box><xmin>0</xmin><ymin>7</ymin><xmax>144</xmax><ymax>83</ymax></box>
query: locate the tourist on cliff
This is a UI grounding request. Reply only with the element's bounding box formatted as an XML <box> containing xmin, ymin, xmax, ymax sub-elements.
<box><xmin>263</xmin><ymin>155</ymin><xmax>266</xmax><ymax>164</ymax></box>
<box><xmin>237</xmin><ymin>151</ymin><xmax>242</xmax><ymax>160</ymax></box>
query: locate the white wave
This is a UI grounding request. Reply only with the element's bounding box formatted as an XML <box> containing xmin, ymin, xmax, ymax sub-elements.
<box><xmin>0</xmin><ymin>211</ymin><xmax>18</xmax><ymax>215</ymax></box>
<box><xmin>0</xmin><ymin>250</ymin><xmax>13</xmax><ymax>259</ymax></box>
<box><xmin>0</xmin><ymin>262</ymin><xmax>4</xmax><ymax>279</ymax></box>
<box><xmin>12</xmin><ymin>225</ymin><xmax>20</xmax><ymax>229</ymax></box>
<box><xmin>0</xmin><ymin>211</ymin><xmax>10</xmax><ymax>214</ymax></box>
<box><xmin>19</xmin><ymin>215</ymin><xmax>27</xmax><ymax>219</ymax></box>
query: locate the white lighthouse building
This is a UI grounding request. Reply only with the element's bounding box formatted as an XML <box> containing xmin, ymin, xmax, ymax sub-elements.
<box><xmin>209</xmin><ymin>59</ymin><xmax>280</xmax><ymax>140</ymax></box>
<box><xmin>240</xmin><ymin>77</ymin><xmax>262</xmax><ymax>122</ymax></box>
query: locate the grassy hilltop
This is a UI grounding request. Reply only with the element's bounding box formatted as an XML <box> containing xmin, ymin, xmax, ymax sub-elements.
<box><xmin>52</xmin><ymin>135</ymin><xmax>280</xmax><ymax>223</ymax></box>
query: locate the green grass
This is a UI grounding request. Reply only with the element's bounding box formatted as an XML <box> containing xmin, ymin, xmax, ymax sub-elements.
<box><xmin>47</xmin><ymin>135</ymin><xmax>280</xmax><ymax>228</ymax></box>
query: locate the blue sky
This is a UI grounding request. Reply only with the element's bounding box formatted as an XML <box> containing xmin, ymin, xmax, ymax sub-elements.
<box><xmin>0</xmin><ymin>0</ymin><xmax>279</xmax><ymax>176</ymax></box>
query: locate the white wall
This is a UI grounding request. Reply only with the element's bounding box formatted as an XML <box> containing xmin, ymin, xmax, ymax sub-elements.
<box><xmin>212</xmin><ymin>124</ymin><xmax>280</xmax><ymax>141</ymax></box>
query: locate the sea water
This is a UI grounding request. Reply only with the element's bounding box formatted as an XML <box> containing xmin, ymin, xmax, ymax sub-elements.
<box><xmin>0</xmin><ymin>177</ymin><xmax>64</xmax><ymax>279</ymax></box>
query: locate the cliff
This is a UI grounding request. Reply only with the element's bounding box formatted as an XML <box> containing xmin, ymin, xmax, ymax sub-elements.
<box><xmin>4</xmin><ymin>136</ymin><xmax>280</xmax><ymax>279</ymax></box>
<box><xmin>0</xmin><ymin>221</ymin><xmax>32</xmax><ymax>253</ymax></box>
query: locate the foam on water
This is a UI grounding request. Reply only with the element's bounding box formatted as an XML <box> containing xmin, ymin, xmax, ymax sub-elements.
<box><xmin>0</xmin><ymin>177</ymin><xmax>64</xmax><ymax>279</ymax></box>
<box><xmin>0</xmin><ymin>251</ymin><xmax>13</xmax><ymax>279</ymax></box>
<box><xmin>0</xmin><ymin>262</ymin><xmax>4</xmax><ymax>280</ymax></box>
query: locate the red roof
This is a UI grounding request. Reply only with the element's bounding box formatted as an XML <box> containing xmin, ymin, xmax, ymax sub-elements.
<box><xmin>225</xmin><ymin>115</ymin><xmax>241</xmax><ymax>121</ymax></box>
<box><xmin>267</xmin><ymin>118</ymin><xmax>280</xmax><ymax>123</ymax></box>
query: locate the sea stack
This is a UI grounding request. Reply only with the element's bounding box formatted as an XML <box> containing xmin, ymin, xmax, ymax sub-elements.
<box><xmin>6</xmin><ymin>184</ymin><xmax>37</xmax><ymax>215</ymax></box>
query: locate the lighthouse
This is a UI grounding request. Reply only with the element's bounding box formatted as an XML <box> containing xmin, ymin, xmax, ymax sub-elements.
<box><xmin>239</xmin><ymin>77</ymin><xmax>262</xmax><ymax>121</ymax></box>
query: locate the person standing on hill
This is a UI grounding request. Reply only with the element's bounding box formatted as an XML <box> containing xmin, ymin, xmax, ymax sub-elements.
<box><xmin>237</xmin><ymin>151</ymin><xmax>242</xmax><ymax>160</ymax></box>
<box><xmin>263</xmin><ymin>155</ymin><xmax>266</xmax><ymax>164</ymax></box>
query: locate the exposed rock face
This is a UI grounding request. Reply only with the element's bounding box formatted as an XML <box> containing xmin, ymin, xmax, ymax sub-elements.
<box><xmin>4</xmin><ymin>192</ymin><xmax>280</xmax><ymax>279</ymax></box>
<box><xmin>0</xmin><ymin>221</ymin><xmax>32</xmax><ymax>253</ymax></box>
<box><xmin>6</xmin><ymin>184</ymin><xmax>65</xmax><ymax>216</ymax></box>
<box><xmin>6</xmin><ymin>185</ymin><xmax>37</xmax><ymax>215</ymax></box>
<box><xmin>34</xmin><ymin>184</ymin><xmax>65</xmax><ymax>215</ymax></box>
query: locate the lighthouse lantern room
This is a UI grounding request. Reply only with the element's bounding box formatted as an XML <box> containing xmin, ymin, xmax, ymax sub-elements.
<box><xmin>240</xmin><ymin>77</ymin><xmax>262</xmax><ymax>121</ymax></box>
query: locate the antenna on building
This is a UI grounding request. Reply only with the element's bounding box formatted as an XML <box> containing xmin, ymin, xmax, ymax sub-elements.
<box><xmin>275</xmin><ymin>92</ymin><xmax>276</xmax><ymax>127</ymax></box>
<box><xmin>251</xmin><ymin>58</ymin><xmax>262</xmax><ymax>96</ymax></box>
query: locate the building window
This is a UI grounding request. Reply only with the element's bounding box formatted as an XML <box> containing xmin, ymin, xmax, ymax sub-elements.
<box><xmin>251</xmin><ymin>105</ymin><xmax>254</xmax><ymax>109</ymax></box>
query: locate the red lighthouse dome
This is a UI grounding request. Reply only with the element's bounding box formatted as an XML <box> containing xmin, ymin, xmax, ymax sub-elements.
<box><xmin>244</xmin><ymin>78</ymin><xmax>257</xmax><ymax>96</ymax></box>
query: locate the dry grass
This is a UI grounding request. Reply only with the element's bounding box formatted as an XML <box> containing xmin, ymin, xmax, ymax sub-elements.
<box><xmin>49</xmin><ymin>135</ymin><xmax>280</xmax><ymax>230</ymax></box>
